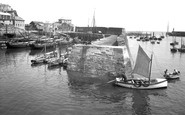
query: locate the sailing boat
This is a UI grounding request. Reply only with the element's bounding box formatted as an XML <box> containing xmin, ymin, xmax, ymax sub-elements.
<box><xmin>114</xmin><ymin>45</ymin><xmax>167</xmax><ymax>89</ymax></box>
<box><xmin>170</xmin><ymin>45</ymin><xmax>177</xmax><ymax>52</ymax></box>
<box><xmin>178</xmin><ymin>37</ymin><xmax>185</xmax><ymax>52</ymax></box>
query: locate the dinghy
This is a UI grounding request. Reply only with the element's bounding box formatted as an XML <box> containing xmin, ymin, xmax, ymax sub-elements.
<box><xmin>163</xmin><ymin>69</ymin><xmax>180</xmax><ymax>80</ymax></box>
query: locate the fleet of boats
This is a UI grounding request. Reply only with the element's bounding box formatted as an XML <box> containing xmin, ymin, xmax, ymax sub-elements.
<box><xmin>2</xmin><ymin>32</ymin><xmax>73</xmax><ymax>49</ymax></box>
<box><xmin>133</xmin><ymin>33</ymin><xmax>164</xmax><ymax>44</ymax></box>
<box><xmin>5</xmin><ymin>37</ymin><xmax>30</xmax><ymax>48</ymax></box>
<box><xmin>1</xmin><ymin>31</ymin><xmax>182</xmax><ymax>90</ymax></box>
<box><xmin>170</xmin><ymin>36</ymin><xmax>185</xmax><ymax>53</ymax></box>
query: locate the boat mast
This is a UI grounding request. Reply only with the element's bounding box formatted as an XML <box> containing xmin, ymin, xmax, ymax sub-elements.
<box><xmin>44</xmin><ymin>44</ymin><xmax>46</xmax><ymax>58</ymax></box>
<box><xmin>92</xmin><ymin>9</ymin><xmax>96</xmax><ymax>33</ymax></box>
<box><xmin>148</xmin><ymin>53</ymin><xmax>153</xmax><ymax>83</ymax></box>
<box><xmin>166</xmin><ymin>21</ymin><xmax>169</xmax><ymax>36</ymax></box>
<box><xmin>181</xmin><ymin>37</ymin><xmax>182</xmax><ymax>48</ymax></box>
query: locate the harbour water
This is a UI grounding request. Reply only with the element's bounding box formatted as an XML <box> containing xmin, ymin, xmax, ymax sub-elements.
<box><xmin>0</xmin><ymin>35</ymin><xmax>185</xmax><ymax>115</ymax></box>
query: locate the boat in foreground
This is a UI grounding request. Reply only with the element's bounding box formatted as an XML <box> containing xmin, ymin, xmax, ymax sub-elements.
<box><xmin>115</xmin><ymin>78</ymin><xmax>167</xmax><ymax>89</ymax></box>
<box><xmin>114</xmin><ymin>45</ymin><xmax>168</xmax><ymax>89</ymax></box>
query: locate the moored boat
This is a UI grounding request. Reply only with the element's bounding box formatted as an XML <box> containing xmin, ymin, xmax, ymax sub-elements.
<box><xmin>171</xmin><ymin>46</ymin><xmax>177</xmax><ymax>52</ymax></box>
<box><xmin>6</xmin><ymin>38</ymin><xmax>29</xmax><ymax>48</ymax></box>
<box><xmin>30</xmin><ymin>37</ymin><xmax>56</xmax><ymax>49</ymax></box>
<box><xmin>150</xmin><ymin>40</ymin><xmax>155</xmax><ymax>44</ymax></box>
<box><xmin>31</xmin><ymin>45</ymin><xmax>57</xmax><ymax>64</ymax></box>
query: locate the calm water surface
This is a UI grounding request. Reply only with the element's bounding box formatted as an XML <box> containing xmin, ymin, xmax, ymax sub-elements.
<box><xmin>0</xmin><ymin>35</ymin><xmax>185</xmax><ymax>115</ymax></box>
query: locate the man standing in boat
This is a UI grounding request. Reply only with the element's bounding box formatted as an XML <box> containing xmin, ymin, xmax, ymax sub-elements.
<box><xmin>121</xmin><ymin>72</ymin><xmax>127</xmax><ymax>82</ymax></box>
<box><xmin>164</xmin><ymin>69</ymin><xmax>168</xmax><ymax>75</ymax></box>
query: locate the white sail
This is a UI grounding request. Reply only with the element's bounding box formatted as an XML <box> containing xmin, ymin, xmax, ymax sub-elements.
<box><xmin>132</xmin><ymin>45</ymin><xmax>151</xmax><ymax>78</ymax></box>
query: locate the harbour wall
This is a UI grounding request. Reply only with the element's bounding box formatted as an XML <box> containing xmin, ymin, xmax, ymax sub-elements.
<box><xmin>67</xmin><ymin>34</ymin><xmax>133</xmax><ymax>84</ymax></box>
<box><xmin>75</xmin><ymin>27</ymin><xmax>125</xmax><ymax>36</ymax></box>
<box><xmin>167</xmin><ymin>31</ymin><xmax>185</xmax><ymax>37</ymax></box>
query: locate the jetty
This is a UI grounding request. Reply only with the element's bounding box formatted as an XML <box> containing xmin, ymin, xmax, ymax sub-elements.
<box><xmin>67</xmin><ymin>33</ymin><xmax>133</xmax><ymax>83</ymax></box>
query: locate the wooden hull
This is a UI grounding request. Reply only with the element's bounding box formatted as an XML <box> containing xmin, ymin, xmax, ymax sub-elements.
<box><xmin>47</xmin><ymin>58</ymin><xmax>63</xmax><ymax>67</ymax></box>
<box><xmin>6</xmin><ymin>42</ymin><xmax>29</xmax><ymax>48</ymax></box>
<box><xmin>150</xmin><ymin>40</ymin><xmax>155</xmax><ymax>44</ymax></box>
<box><xmin>31</xmin><ymin>57</ymin><xmax>47</xmax><ymax>64</ymax></box>
<box><xmin>31</xmin><ymin>52</ymin><xmax>57</xmax><ymax>64</ymax></box>
<box><xmin>171</xmin><ymin>48</ymin><xmax>177</xmax><ymax>52</ymax></box>
<box><xmin>164</xmin><ymin>74</ymin><xmax>180</xmax><ymax>80</ymax></box>
<box><xmin>114</xmin><ymin>78</ymin><xmax>167</xmax><ymax>90</ymax></box>
<box><xmin>30</xmin><ymin>43</ymin><xmax>55</xmax><ymax>49</ymax></box>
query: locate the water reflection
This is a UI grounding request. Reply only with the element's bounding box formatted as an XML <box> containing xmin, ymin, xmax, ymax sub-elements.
<box><xmin>67</xmin><ymin>78</ymin><xmax>168</xmax><ymax>115</ymax></box>
<box><xmin>132</xmin><ymin>90</ymin><xmax>151</xmax><ymax>115</ymax></box>
<box><xmin>5</xmin><ymin>48</ymin><xmax>30</xmax><ymax>55</ymax></box>
<box><xmin>167</xmin><ymin>79</ymin><xmax>180</xmax><ymax>84</ymax></box>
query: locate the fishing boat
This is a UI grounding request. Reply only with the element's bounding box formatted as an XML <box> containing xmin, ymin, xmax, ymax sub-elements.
<box><xmin>6</xmin><ymin>37</ymin><xmax>29</xmax><ymax>48</ymax></box>
<box><xmin>171</xmin><ymin>45</ymin><xmax>177</xmax><ymax>52</ymax></box>
<box><xmin>30</xmin><ymin>37</ymin><xmax>56</xmax><ymax>49</ymax></box>
<box><xmin>47</xmin><ymin>53</ymin><xmax>67</xmax><ymax>68</ymax></box>
<box><xmin>31</xmin><ymin>45</ymin><xmax>57</xmax><ymax>64</ymax></box>
<box><xmin>150</xmin><ymin>40</ymin><xmax>155</xmax><ymax>44</ymax></box>
<box><xmin>163</xmin><ymin>69</ymin><xmax>180</xmax><ymax>80</ymax></box>
<box><xmin>114</xmin><ymin>45</ymin><xmax>167</xmax><ymax>89</ymax></box>
<box><xmin>47</xmin><ymin>58</ymin><xmax>63</xmax><ymax>68</ymax></box>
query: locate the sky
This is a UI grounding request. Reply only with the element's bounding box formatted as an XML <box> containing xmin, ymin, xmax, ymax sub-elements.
<box><xmin>1</xmin><ymin>0</ymin><xmax>185</xmax><ymax>31</ymax></box>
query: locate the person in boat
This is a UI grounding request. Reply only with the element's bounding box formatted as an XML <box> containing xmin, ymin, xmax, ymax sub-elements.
<box><xmin>120</xmin><ymin>72</ymin><xmax>127</xmax><ymax>82</ymax></box>
<box><xmin>164</xmin><ymin>69</ymin><xmax>168</xmax><ymax>75</ymax></box>
<box><xmin>173</xmin><ymin>69</ymin><xmax>179</xmax><ymax>75</ymax></box>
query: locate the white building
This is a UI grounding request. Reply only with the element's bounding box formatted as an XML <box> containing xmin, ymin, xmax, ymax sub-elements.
<box><xmin>0</xmin><ymin>3</ymin><xmax>25</xmax><ymax>30</ymax></box>
<box><xmin>0</xmin><ymin>11</ymin><xmax>12</xmax><ymax>25</ymax></box>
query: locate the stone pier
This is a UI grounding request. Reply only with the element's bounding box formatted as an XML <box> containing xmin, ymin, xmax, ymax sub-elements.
<box><xmin>67</xmin><ymin>34</ymin><xmax>133</xmax><ymax>83</ymax></box>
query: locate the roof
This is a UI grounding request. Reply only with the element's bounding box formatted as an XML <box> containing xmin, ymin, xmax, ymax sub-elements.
<box><xmin>0</xmin><ymin>11</ymin><xmax>11</xmax><ymax>16</ymax></box>
<box><xmin>31</xmin><ymin>21</ymin><xmax>44</xmax><ymax>24</ymax></box>
<box><xmin>15</xmin><ymin>16</ymin><xmax>24</xmax><ymax>21</ymax></box>
<box><xmin>30</xmin><ymin>21</ymin><xmax>44</xmax><ymax>26</ymax></box>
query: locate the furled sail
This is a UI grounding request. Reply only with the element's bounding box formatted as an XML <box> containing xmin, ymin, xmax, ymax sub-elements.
<box><xmin>132</xmin><ymin>45</ymin><xmax>151</xmax><ymax>78</ymax></box>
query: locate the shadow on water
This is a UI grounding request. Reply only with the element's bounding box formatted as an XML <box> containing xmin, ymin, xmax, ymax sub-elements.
<box><xmin>132</xmin><ymin>90</ymin><xmax>151</xmax><ymax>115</ymax></box>
<box><xmin>167</xmin><ymin>79</ymin><xmax>180</xmax><ymax>84</ymax></box>
<box><xmin>5</xmin><ymin>48</ymin><xmax>30</xmax><ymax>55</ymax></box>
<box><xmin>29</xmin><ymin>47</ymin><xmax>55</xmax><ymax>56</ymax></box>
<box><xmin>47</xmin><ymin>66</ymin><xmax>64</xmax><ymax>71</ymax></box>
